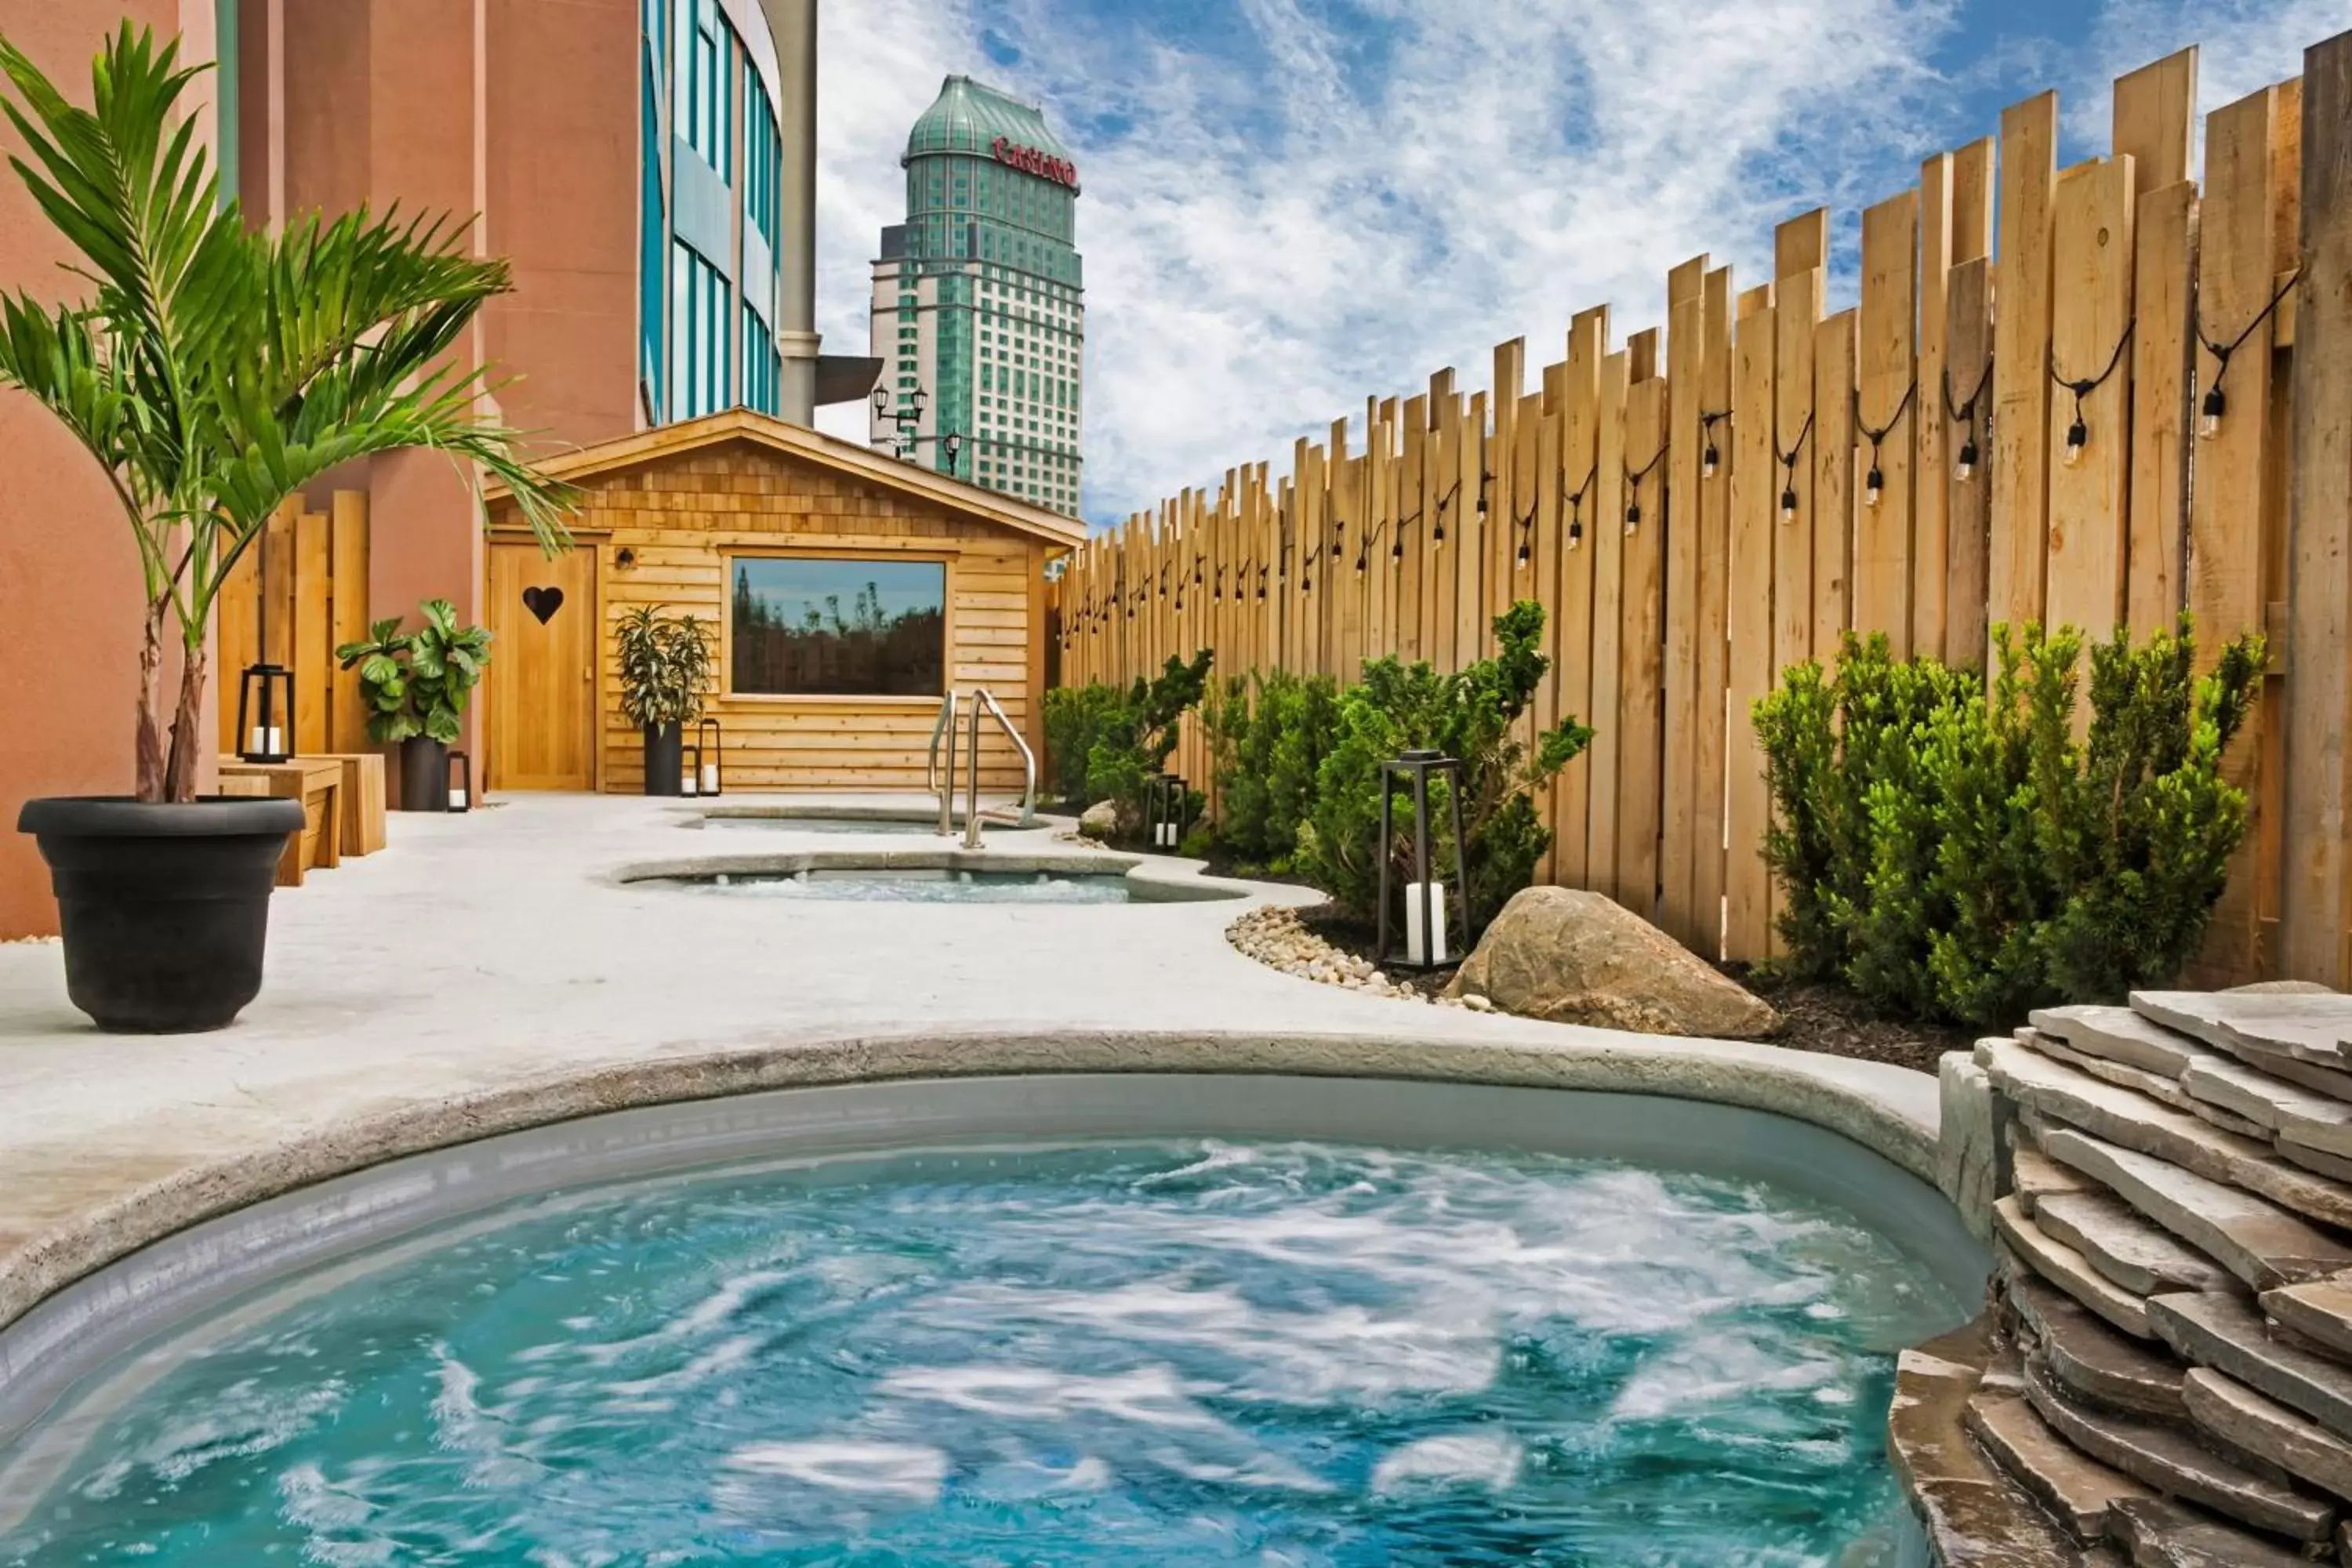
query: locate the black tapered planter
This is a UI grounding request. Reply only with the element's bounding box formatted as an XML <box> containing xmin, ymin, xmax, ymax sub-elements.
<box><xmin>18</xmin><ymin>796</ymin><xmax>307</xmax><ymax>1033</ymax></box>
<box><xmin>642</xmin><ymin>720</ymin><xmax>683</xmax><ymax>797</ymax></box>
<box><xmin>397</xmin><ymin>735</ymin><xmax>449</xmax><ymax>812</ymax></box>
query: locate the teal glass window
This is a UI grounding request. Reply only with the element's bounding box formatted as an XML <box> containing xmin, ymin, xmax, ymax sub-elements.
<box><xmin>670</xmin><ymin>241</ymin><xmax>729</xmax><ymax>419</ymax></box>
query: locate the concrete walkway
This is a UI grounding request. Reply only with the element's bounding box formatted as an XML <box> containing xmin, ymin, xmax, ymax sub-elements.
<box><xmin>0</xmin><ymin>793</ymin><xmax>1942</xmax><ymax>1329</ymax></box>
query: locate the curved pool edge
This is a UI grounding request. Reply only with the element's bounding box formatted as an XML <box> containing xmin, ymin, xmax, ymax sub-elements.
<box><xmin>0</xmin><ymin>1027</ymin><xmax>1944</xmax><ymax>1353</ymax></box>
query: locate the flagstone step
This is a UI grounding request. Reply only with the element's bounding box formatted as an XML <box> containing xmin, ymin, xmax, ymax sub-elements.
<box><xmin>2019</xmin><ymin>1026</ymin><xmax>2199</xmax><ymax>1112</ymax></box>
<box><xmin>2279</xmin><ymin>1136</ymin><xmax>2352</xmax><ymax>1184</ymax></box>
<box><xmin>1998</xmin><ymin>1201</ymin><xmax>2154</xmax><ymax>1338</ymax></box>
<box><xmin>2104</xmin><ymin>1494</ymin><xmax>2318</xmax><ymax>1568</ymax></box>
<box><xmin>2004</xmin><ymin>1259</ymin><xmax>2187</xmax><ymax>1417</ymax></box>
<box><xmin>2016</xmin><ymin>1144</ymin><xmax>2090</xmax><ymax>1216</ymax></box>
<box><xmin>2183</xmin><ymin>1057</ymin><xmax>2352</xmax><ymax>1138</ymax></box>
<box><xmin>2132</xmin><ymin>990</ymin><xmax>2352</xmax><ymax>1072</ymax></box>
<box><xmin>2261</xmin><ymin>1276</ymin><xmax>2352</xmax><ymax>1365</ymax></box>
<box><xmin>1889</xmin><ymin>1337</ymin><xmax>2083</xmax><ymax>1568</ymax></box>
<box><xmin>2022</xmin><ymin>1356</ymin><xmax>2334</xmax><ymax>1540</ymax></box>
<box><xmin>2034</xmin><ymin>1189</ymin><xmax>2237</xmax><ymax>1298</ymax></box>
<box><xmin>2033</xmin><ymin>1004</ymin><xmax>2220</xmax><ymax>1080</ymax></box>
<box><xmin>2037</xmin><ymin>1125</ymin><xmax>2352</xmax><ymax>1293</ymax></box>
<box><xmin>1966</xmin><ymin>1389</ymin><xmax>2154</xmax><ymax>1541</ymax></box>
<box><xmin>2183</xmin><ymin>1366</ymin><xmax>2352</xmax><ymax>1501</ymax></box>
<box><xmin>2148</xmin><ymin>1292</ymin><xmax>2352</xmax><ymax>1439</ymax></box>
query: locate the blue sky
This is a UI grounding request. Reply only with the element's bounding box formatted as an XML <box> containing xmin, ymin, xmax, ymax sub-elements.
<box><xmin>809</xmin><ymin>0</ymin><xmax>2348</xmax><ymax>525</ymax></box>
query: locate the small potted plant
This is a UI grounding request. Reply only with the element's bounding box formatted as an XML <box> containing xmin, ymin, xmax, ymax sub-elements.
<box><xmin>2</xmin><ymin>29</ymin><xmax>568</xmax><ymax>1031</ymax></box>
<box><xmin>336</xmin><ymin>600</ymin><xmax>493</xmax><ymax>811</ymax></box>
<box><xmin>615</xmin><ymin>605</ymin><xmax>713</xmax><ymax>796</ymax></box>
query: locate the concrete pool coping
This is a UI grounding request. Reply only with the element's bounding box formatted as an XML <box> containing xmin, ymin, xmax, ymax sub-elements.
<box><xmin>611</xmin><ymin>845</ymin><xmax>1259</xmax><ymax>902</ymax></box>
<box><xmin>0</xmin><ymin>1025</ymin><xmax>1945</xmax><ymax>1344</ymax></box>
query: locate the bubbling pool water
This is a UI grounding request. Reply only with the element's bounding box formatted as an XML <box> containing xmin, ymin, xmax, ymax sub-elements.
<box><xmin>0</xmin><ymin>1141</ymin><xmax>1959</xmax><ymax>1565</ymax></box>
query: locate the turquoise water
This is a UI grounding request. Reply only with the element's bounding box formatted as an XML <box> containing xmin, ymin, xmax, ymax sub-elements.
<box><xmin>677</xmin><ymin>869</ymin><xmax>1134</xmax><ymax>903</ymax></box>
<box><xmin>0</xmin><ymin>1142</ymin><xmax>1958</xmax><ymax>1566</ymax></box>
<box><xmin>703</xmin><ymin>816</ymin><xmax>940</xmax><ymax>836</ymax></box>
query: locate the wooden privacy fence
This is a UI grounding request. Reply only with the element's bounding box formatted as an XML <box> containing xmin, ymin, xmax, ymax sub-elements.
<box><xmin>215</xmin><ymin>491</ymin><xmax>373</xmax><ymax>759</ymax></box>
<box><xmin>1051</xmin><ymin>31</ymin><xmax>2352</xmax><ymax>989</ymax></box>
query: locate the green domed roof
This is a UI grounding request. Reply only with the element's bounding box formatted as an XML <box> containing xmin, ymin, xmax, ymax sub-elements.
<box><xmin>905</xmin><ymin>76</ymin><xmax>1072</xmax><ymax>167</ymax></box>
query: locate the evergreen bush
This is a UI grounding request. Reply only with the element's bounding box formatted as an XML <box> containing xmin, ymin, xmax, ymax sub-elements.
<box><xmin>1042</xmin><ymin>650</ymin><xmax>1214</xmax><ymax>835</ymax></box>
<box><xmin>1205</xmin><ymin>670</ymin><xmax>1341</xmax><ymax>873</ymax></box>
<box><xmin>1755</xmin><ymin>618</ymin><xmax>2263</xmax><ymax>1026</ymax></box>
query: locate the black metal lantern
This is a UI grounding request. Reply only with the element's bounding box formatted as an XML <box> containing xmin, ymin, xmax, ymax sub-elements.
<box><xmin>681</xmin><ymin>739</ymin><xmax>703</xmax><ymax>797</ymax></box>
<box><xmin>234</xmin><ymin>662</ymin><xmax>294</xmax><ymax>764</ymax></box>
<box><xmin>236</xmin><ymin>521</ymin><xmax>294</xmax><ymax>763</ymax></box>
<box><xmin>871</xmin><ymin>383</ymin><xmax>890</xmax><ymax>423</ymax></box>
<box><xmin>1145</xmin><ymin>773</ymin><xmax>1189</xmax><ymax>851</ymax></box>
<box><xmin>446</xmin><ymin>748</ymin><xmax>474</xmax><ymax>813</ymax></box>
<box><xmin>1376</xmin><ymin>750</ymin><xmax>1470</xmax><ymax>971</ymax></box>
<box><xmin>696</xmin><ymin>717</ymin><xmax>724</xmax><ymax>797</ymax></box>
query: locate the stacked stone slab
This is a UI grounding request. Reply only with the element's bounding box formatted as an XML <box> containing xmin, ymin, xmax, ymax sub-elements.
<box><xmin>1918</xmin><ymin>986</ymin><xmax>2352</xmax><ymax>1566</ymax></box>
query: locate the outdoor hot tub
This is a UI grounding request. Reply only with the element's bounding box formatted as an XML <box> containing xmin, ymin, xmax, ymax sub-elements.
<box><xmin>0</xmin><ymin>1073</ymin><xmax>1981</xmax><ymax>1565</ymax></box>
<box><xmin>617</xmin><ymin>848</ymin><xmax>1254</xmax><ymax>904</ymax></box>
<box><xmin>693</xmin><ymin>804</ymin><xmax>1029</xmax><ymax>837</ymax></box>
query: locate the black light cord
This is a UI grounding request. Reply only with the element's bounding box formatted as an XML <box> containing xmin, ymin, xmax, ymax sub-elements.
<box><xmin>1699</xmin><ymin>410</ymin><xmax>1730</xmax><ymax>476</ymax></box>
<box><xmin>2196</xmin><ymin>267</ymin><xmax>2300</xmax><ymax>430</ymax></box>
<box><xmin>2049</xmin><ymin>319</ymin><xmax>2135</xmax><ymax>459</ymax></box>
<box><xmin>1856</xmin><ymin>380</ymin><xmax>1915</xmax><ymax>505</ymax></box>
<box><xmin>1511</xmin><ymin>499</ymin><xmax>1537</xmax><ymax>565</ymax></box>
<box><xmin>1563</xmin><ymin>464</ymin><xmax>1597</xmax><ymax>548</ymax></box>
<box><xmin>1776</xmin><ymin>412</ymin><xmax>1814</xmax><ymax>520</ymax></box>
<box><xmin>1432</xmin><ymin>478</ymin><xmax>1462</xmax><ymax>543</ymax></box>
<box><xmin>1624</xmin><ymin>437</ymin><xmax>1670</xmax><ymax>530</ymax></box>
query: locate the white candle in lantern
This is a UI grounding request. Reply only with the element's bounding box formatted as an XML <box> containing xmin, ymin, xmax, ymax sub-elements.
<box><xmin>681</xmin><ymin>771</ymin><xmax>699</xmax><ymax>797</ymax></box>
<box><xmin>700</xmin><ymin>760</ymin><xmax>719</xmax><ymax>794</ymax></box>
<box><xmin>448</xmin><ymin>786</ymin><xmax>466</xmax><ymax>810</ymax></box>
<box><xmin>1405</xmin><ymin>882</ymin><xmax>1449</xmax><ymax>966</ymax></box>
<box><xmin>248</xmin><ymin>726</ymin><xmax>282</xmax><ymax>754</ymax></box>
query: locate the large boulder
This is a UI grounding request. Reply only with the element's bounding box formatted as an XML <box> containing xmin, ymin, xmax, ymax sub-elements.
<box><xmin>1076</xmin><ymin>799</ymin><xmax>1121</xmax><ymax>841</ymax></box>
<box><xmin>1443</xmin><ymin>886</ymin><xmax>1778</xmax><ymax>1038</ymax></box>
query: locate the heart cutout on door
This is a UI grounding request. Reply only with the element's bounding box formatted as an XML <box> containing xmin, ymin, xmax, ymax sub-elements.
<box><xmin>521</xmin><ymin>586</ymin><xmax>564</xmax><ymax>625</ymax></box>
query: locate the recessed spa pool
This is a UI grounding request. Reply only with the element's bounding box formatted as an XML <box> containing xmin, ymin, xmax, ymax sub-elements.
<box><xmin>701</xmin><ymin>813</ymin><xmax>943</xmax><ymax>836</ymax></box>
<box><xmin>0</xmin><ymin>1079</ymin><xmax>1973</xmax><ymax>1566</ymax></box>
<box><xmin>678</xmin><ymin>868</ymin><xmax>1138</xmax><ymax>902</ymax></box>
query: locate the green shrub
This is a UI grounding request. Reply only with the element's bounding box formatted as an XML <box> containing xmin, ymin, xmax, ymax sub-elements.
<box><xmin>335</xmin><ymin>598</ymin><xmax>492</xmax><ymax>745</ymax></box>
<box><xmin>1755</xmin><ymin>618</ymin><xmax>2263</xmax><ymax>1026</ymax></box>
<box><xmin>1042</xmin><ymin>651</ymin><xmax>1215</xmax><ymax>833</ymax></box>
<box><xmin>1206</xmin><ymin>670</ymin><xmax>1341</xmax><ymax>873</ymax></box>
<box><xmin>1295</xmin><ymin>600</ymin><xmax>1592</xmax><ymax>928</ymax></box>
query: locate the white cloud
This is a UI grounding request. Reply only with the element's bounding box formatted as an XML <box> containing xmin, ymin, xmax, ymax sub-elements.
<box><xmin>2073</xmin><ymin>0</ymin><xmax>2347</xmax><ymax>142</ymax></box>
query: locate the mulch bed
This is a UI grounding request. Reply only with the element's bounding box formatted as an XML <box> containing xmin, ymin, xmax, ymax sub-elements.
<box><xmin>1717</xmin><ymin>964</ymin><xmax>1980</xmax><ymax>1076</ymax></box>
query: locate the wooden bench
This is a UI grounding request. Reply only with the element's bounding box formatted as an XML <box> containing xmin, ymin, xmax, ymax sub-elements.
<box><xmin>219</xmin><ymin>758</ymin><xmax>344</xmax><ymax>887</ymax></box>
<box><xmin>307</xmin><ymin>752</ymin><xmax>388</xmax><ymax>856</ymax></box>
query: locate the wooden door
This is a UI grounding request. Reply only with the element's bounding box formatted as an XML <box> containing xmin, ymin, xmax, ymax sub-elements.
<box><xmin>487</xmin><ymin>542</ymin><xmax>597</xmax><ymax>790</ymax></box>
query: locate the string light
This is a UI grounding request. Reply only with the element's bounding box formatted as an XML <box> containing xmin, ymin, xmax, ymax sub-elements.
<box><xmin>1699</xmin><ymin>410</ymin><xmax>1729</xmax><ymax>481</ymax></box>
<box><xmin>1856</xmin><ymin>382</ymin><xmax>1913</xmax><ymax>511</ymax></box>
<box><xmin>1624</xmin><ymin>439</ymin><xmax>1669</xmax><ymax>534</ymax></box>
<box><xmin>1775</xmin><ymin>412</ymin><xmax>1813</xmax><ymax>526</ymax></box>
<box><xmin>1563</xmin><ymin>466</ymin><xmax>1595</xmax><ymax>551</ymax></box>
<box><xmin>2049</xmin><ymin>320</ymin><xmax>2135</xmax><ymax>472</ymax></box>
<box><xmin>2195</xmin><ymin>268</ymin><xmax>2299</xmax><ymax>441</ymax></box>
<box><xmin>1943</xmin><ymin>358</ymin><xmax>1992</xmax><ymax>486</ymax></box>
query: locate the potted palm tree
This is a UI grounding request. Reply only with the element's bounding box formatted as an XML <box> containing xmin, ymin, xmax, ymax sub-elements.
<box><xmin>336</xmin><ymin>600</ymin><xmax>494</xmax><ymax>811</ymax></box>
<box><xmin>615</xmin><ymin>605</ymin><xmax>713</xmax><ymax>796</ymax></box>
<box><xmin>1</xmin><ymin>27</ymin><xmax>568</xmax><ymax>1031</ymax></box>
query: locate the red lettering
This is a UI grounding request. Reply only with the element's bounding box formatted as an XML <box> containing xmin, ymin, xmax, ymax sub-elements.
<box><xmin>985</xmin><ymin>139</ymin><xmax>1079</xmax><ymax>190</ymax></box>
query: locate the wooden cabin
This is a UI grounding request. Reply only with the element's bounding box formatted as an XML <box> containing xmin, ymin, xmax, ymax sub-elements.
<box><xmin>479</xmin><ymin>411</ymin><xmax>1083</xmax><ymax>796</ymax></box>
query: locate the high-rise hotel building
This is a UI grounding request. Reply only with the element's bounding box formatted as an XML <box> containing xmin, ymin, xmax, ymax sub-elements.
<box><xmin>870</xmin><ymin>78</ymin><xmax>1084</xmax><ymax>516</ymax></box>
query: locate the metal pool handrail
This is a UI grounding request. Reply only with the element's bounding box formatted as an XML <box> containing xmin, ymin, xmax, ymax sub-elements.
<box><xmin>972</xmin><ymin>688</ymin><xmax>1037</xmax><ymax>829</ymax></box>
<box><xmin>927</xmin><ymin>690</ymin><xmax>962</xmax><ymax>837</ymax></box>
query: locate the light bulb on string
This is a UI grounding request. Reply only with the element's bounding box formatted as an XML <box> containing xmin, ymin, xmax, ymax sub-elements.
<box><xmin>1515</xmin><ymin>540</ymin><xmax>1530</xmax><ymax>568</ymax></box>
<box><xmin>2199</xmin><ymin>385</ymin><xmax>2225</xmax><ymax>440</ymax></box>
<box><xmin>1702</xmin><ymin>443</ymin><xmax>1719</xmax><ymax>480</ymax></box>
<box><xmin>1955</xmin><ymin>435</ymin><xmax>1977</xmax><ymax>483</ymax></box>
<box><xmin>1624</xmin><ymin>498</ymin><xmax>1641</xmax><ymax>535</ymax></box>
<box><xmin>1780</xmin><ymin>488</ymin><xmax>1798</xmax><ymax>525</ymax></box>
<box><xmin>1864</xmin><ymin>466</ymin><xmax>1883</xmax><ymax>508</ymax></box>
<box><xmin>2062</xmin><ymin>416</ymin><xmax>2087</xmax><ymax>467</ymax></box>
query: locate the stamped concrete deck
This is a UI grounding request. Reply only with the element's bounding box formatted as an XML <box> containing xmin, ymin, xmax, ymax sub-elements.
<box><xmin>0</xmin><ymin>793</ymin><xmax>1942</xmax><ymax>1330</ymax></box>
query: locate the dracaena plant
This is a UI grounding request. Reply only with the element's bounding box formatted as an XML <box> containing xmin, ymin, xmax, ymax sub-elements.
<box><xmin>0</xmin><ymin>25</ymin><xmax>570</xmax><ymax>802</ymax></box>
<box><xmin>335</xmin><ymin>599</ymin><xmax>491</xmax><ymax>745</ymax></box>
<box><xmin>615</xmin><ymin>605</ymin><xmax>713</xmax><ymax>728</ymax></box>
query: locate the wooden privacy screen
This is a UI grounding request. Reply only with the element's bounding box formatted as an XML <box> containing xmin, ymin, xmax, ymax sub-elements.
<box><xmin>1051</xmin><ymin>31</ymin><xmax>2352</xmax><ymax>989</ymax></box>
<box><xmin>215</xmin><ymin>491</ymin><xmax>372</xmax><ymax>759</ymax></box>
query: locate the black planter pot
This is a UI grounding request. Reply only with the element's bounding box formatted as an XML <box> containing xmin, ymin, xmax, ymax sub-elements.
<box><xmin>18</xmin><ymin>796</ymin><xmax>307</xmax><ymax>1033</ymax></box>
<box><xmin>397</xmin><ymin>735</ymin><xmax>450</xmax><ymax>813</ymax></box>
<box><xmin>642</xmin><ymin>720</ymin><xmax>683</xmax><ymax>797</ymax></box>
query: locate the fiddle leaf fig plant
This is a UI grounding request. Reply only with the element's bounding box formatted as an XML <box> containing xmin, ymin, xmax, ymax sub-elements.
<box><xmin>336</xmin><ymin>597</ymin><xmax>491</xmax><ymax>744</ymax></box>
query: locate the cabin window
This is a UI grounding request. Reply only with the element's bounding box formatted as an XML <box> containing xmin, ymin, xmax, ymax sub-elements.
<box><xmin>728</xmin><ymin>556</ymin><xmax>946</xmax><ymax>697</ymax></box>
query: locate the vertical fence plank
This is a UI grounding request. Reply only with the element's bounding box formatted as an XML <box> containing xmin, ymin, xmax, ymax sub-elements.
<box><xmin>1552</xmin><ymin>310</ymin><xmax>1605</xmax><ymax>891</ymax></box>
<box><xmin>1457</xmin><ymin>392</ymin><xmax>1490</xmax><ymax>662</ymax></box>
<box><xmin>1587</xmin><ymin>350</ymin><xmax>1631</xmax><ymax>903</ymax></box>
<box><xmin>1944</xmin><ymin>258</ymin><xmax>1994</xmax><ymax>669</ymax></box>
<box><xmin>1726</xmin><ymin>285</ymin><xmax>1778</xmax><ymax>962</ymax></box>
<box><xmin>2045</xmin><ymin>156</ymin><xmax>2138</xmax><ymax>655</ymax></box>
<box><xmin>1619</xmin><ymin>369</ymin><xmax>1668</xmax><ymax>922</ymax></box>
<box><xmin>2195</xmin><ymin>83</ymin><xmax>2292</xmax><ymax>981</ymax></box>
<box><xmin>2283</xmin><ymin>31</ymin><xmax>2352</xmax><ymax>985</ymax></box>
<box><xmin>1773</xmin><ymin>267</ymin><xmax>1822</xmax><ymax>687</ymax></box>
<box><xmin>1857</xmin><ymin>193</ymin><xmax>1918</xmax><ymax>654</ymax></box>
<box><xmin>2113</xmin><ymin>46</ymin><xmax>2197</xmax><ymax>190</ymax></box>
<box><xmin>1814</xmin><ymin>308</ymin><xmax>1858</xmax><ymax>661</ymax></box>
<box><xmin>1918</xmin><ymin>155</ymin><xmax>1956</xmax><ymax>659</ymax></box>
<box><xmin>2129</xmin><ymin>179</ymin><xmax>2197</xmax><ymax>635</ymax></box>
<box><xmin>1661</xmin><ymin>259</ymin><xmax>1708</xmax><ymax>944</ymax></box>
<box><xmin>1490</xmin><ymin>340</ymin><xmax>1526</xmax><ymax>655</ymax></box>
<box><xmin>1691</xmin><ymin>266</ymin><xmax>1737</xmax><ymax>960</ymax></box>
<box><xmin>1399</xmin><ymin>396</ymin><xmax>1428</xmax><ymax>663</ymax></box>
<box><xmin>329</xmin><ymin>490</ymin><xmax>370</xmax><ymax>753</ymax></box>
<box><xmin>1993</xmin><ymin>91</ymin><xmax>2060</xmax><ymax>641</ymax></box>
<box><xmin>294</xmin><ymin>508</ymin><xmax>331</xmax><ymax>754</ymax></box>
<box><xmin>1532</xmin><ymin>365</ymin><xmax>1566</xmax><ymax>886</ymax></box>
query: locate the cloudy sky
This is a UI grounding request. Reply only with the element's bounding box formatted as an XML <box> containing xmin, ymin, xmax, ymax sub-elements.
<box><xmin>808</xmin><ymin>0</ymin><xmax>2345</xmax><ymax>526</ymax></box>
